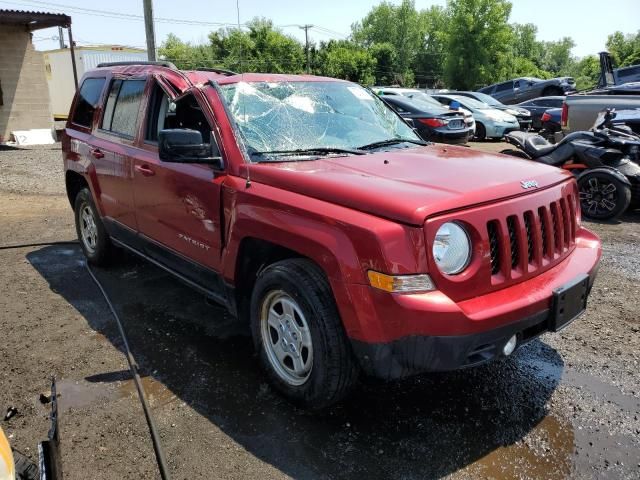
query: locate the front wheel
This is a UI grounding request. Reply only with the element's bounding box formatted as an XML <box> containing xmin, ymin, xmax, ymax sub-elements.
<box><xmin>474</xmin><ymin>122</ymin><xmax>486</xmax><ymax>141</ymax></box>
<box><xmin>578</xmin><ymin>171</ymin><xmax>631</xmax><ymax>220</ymax></box>
<box><xmin>250</xmin><ymin>259</ymin><xmax>359</xmax><ymax>409</ymax></box>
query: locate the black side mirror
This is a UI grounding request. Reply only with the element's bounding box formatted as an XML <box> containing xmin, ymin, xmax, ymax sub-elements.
<box><xmin>159</xmin><ymin>129</ymin><xmax>224</xmax><ymax>169</ymax></box>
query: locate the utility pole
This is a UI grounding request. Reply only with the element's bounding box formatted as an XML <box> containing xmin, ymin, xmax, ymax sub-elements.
<box><xmin>299</xmin><ymin>24</ymin><xmax>313</xmax><ymax>74</ymax></box>
<box><xmin>57</xmin><ymin>26</ymin><xmax>65</xmax><ymax>48</ymax></box>
<box><xmin>143</xmin><ymin>0</ymin><xmax>157</xmax><ymax>61</ymax></box>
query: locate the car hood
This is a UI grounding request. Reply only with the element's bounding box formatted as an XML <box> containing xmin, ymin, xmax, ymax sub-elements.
<box><xmin>495</xmin><ymin>105</ymin><xmax>531</xmax><ymax>117</ymax></box>
<box><xmin>477</xmin><ymin>108</ymin><xmax>518</xmax><ymax>122</ymax></box>
<box><xmin>244</xmin><ymin>145</ymin><xmax>571</xmax><ymax>225</ymax></box>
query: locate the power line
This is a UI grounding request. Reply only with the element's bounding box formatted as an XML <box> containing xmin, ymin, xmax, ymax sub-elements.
<box><xmin>2</xmin><ymin>0</ymin><xmax>347</xmax><ymax>35</ymax></box>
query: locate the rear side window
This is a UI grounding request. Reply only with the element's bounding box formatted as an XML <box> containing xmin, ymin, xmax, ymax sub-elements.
<box><xmin>479</xmin><ymin>86</ymin><xmax>494</xmax><ymax>94</ymax></box>
<box><xmin>495</xmin><ymin>81</ymin><xmax>513</xmax><ymax>92</ymax></box>
<box><xmin>71</xmin><ymin>78</ymin><xmax>106</xmax><ymax>127</ymax></box>
<box><xmin>618</xmin><ymin>66</ymin><xmax>640</xmax><ymax>80</ymax></box>
<box><xmin>101</xmin><ymin>79</ymin><xmax>146</xmax><ymax>137</ymax></box>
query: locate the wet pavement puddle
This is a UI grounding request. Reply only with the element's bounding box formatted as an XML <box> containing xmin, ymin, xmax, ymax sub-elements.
<box><xmin>57</xmin><ymin>375</ymin><xmax>176</xmax><ymax>412</ymax></box>
<box><xmin>468</xmin><ymin>415</ymin><xmax>574</xmax><ymax>479</ymax></box>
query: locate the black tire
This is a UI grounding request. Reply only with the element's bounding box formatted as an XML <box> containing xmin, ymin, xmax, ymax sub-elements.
<box><xmin>499</xmin><ymin>148</ymin><xmax>530</xmax><ymax>159</ymax></box>
<box><xmin>12</xmin><ymin>450</ymin><xmax>39</xmax><ymax>480</ymax></box>
<box><xmin>542</xmin><ymin>86</ymin><xmax>563</xmax><ymax>97</ymax></box>
<box><xmin>578</xmin><ymin>171</ymin><xmax>631</xmax><ymax>220</ymax></box>
<box><xmin>250</xmin><ymin>258</ymin><xmax>359</xmax><ymax>409</ymax></box>
<box><xmin>474</xmin><ymin>122</ymin><xmax>486</xmax><ymax>141</ymax></box>
<box><xmin>74</xmin><ymin>188</ymin><xmax>113</xmax><ymax>266</ymax></box>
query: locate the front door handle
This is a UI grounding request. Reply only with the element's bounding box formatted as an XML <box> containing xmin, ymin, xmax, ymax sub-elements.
<box><xmin>90</xmin><ymin>148</ymin><xmax>104</xmax><ymax>159</ymax></box>
<box><xmin>135</xmin><ymin>164</ymin><xmax>156</xmax><ymax>177</ymax></box>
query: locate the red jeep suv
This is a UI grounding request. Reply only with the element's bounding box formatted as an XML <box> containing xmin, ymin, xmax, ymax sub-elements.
<box><xmin>63</xmin><ymin>62</ymin><xmax>601</xmax><ymax>409</ymax></box>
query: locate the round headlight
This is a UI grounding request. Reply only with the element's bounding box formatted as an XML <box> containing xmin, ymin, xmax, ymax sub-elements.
<box><xmin>433</xmin><ymin>222</ymin><xmax>471</xmax><ymax>274</ymax></box>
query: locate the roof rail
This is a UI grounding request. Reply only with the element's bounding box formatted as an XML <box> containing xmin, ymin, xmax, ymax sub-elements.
<box><xmin>196</xmin><ymin>67</ymin><xmax>238</xmax><ymax>76</ymax></box>
<box><xmin>96</xmin><ymin>61</ymin><xmax>177</xmax><ymax>69</ymax></box>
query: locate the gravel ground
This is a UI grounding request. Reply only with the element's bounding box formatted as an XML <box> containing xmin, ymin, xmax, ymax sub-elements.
<box><xmin>0</xmin><ymin>142</ymin><xmax>638</xmax><ymax>479</ymax></box>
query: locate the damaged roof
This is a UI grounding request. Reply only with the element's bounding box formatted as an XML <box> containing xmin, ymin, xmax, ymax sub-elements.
<box><xmin>0</xmin><ymin>8</ymin><xmax>71</xmax><ymax>30</ymax></box>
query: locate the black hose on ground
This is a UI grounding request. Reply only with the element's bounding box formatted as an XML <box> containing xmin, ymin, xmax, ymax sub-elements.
<box><xmin>85</xmin><ymin>262</ymin><xmax>171</xmax><ymax>480</ymax></box>
<box><xmin>0</xmin><ymin>240</ymin><xmax>78</xmax><ymax>250</ymax></box>
<box><xmin>2</xmin><ymin>238</ymin><xmax>171</xmax><ymax>478</ymax></box>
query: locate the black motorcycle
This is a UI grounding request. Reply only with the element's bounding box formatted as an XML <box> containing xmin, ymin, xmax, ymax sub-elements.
<box><xmin>501</xmin><ymin>109</ymin><xmax>640</xmax><ymax>220</ymax></box>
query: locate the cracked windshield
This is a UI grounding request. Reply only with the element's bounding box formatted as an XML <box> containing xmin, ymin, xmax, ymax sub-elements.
<box><xmin>220</xmin><ymin>81</ymin><xmax>420</xmax><ymax>160</ymax></box>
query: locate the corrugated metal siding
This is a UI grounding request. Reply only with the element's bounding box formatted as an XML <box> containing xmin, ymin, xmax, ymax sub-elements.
<box><xmin>81</xmin><ymin>51</ymin><xmax>148</xmax><ymax>70</ymax></box>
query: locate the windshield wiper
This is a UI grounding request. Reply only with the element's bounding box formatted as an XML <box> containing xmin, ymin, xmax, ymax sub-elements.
<box><xmin>252</xmin><ymin>147</ymin><xmax>365</xmax><ymax>159</ymax></box>
<box><xmin>358</xmin><ymin>138</ymin><xmax>429</xmax><ymax>150</ymax></box>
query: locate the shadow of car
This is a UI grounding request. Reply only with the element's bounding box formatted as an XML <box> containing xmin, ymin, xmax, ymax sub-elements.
<box><xmin>26</xmin><ymin>244</ymin><xmax>566</xmax><ymax>479</ymax></box>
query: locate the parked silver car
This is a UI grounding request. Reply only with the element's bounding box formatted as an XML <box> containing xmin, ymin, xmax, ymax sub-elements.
<box><xmin>432</xmin><ymin>94</ymin><xmax>520</xmax><ymax>140</ymax></box>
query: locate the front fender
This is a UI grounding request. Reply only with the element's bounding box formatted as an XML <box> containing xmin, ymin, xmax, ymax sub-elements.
<box><xmin>577</xmin><ymin>166</ymin><xmax>632</xmax><ymax>186</ymax></box>
<box><xmin>221</xmin><ymin>176</ymin><xmax>429</xmax><ymax>339</ymax></box>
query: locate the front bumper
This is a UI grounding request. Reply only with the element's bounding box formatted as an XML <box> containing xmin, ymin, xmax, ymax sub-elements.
<box><xmin>344</xmin><ymin>229</ymin><xmax>601</xmax><ymax>379</ymax></box>
<box><xmin>486</xmin><ymin>121</ymin><xmax>520</xmax><ymax>138</ymax></box>
<box><xmin>352</xmin><ymin>309</ymin><xmax>550</xmax><ymax>379</ymax></box>
<box><xmin>517</xmin><ymin>118</ymin><xmax>532</xmax><ymax>130</ymax></box>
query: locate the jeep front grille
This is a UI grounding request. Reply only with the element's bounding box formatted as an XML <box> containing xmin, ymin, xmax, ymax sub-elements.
<box><xmin>487</xmin><ymin>221</ymin><xmax>500</xmax><ymax>275</ymax></box>
<box><xmin>487</xmin><ymin>193</ymin><xmax>577</xmax><ymax>280</ymax></box>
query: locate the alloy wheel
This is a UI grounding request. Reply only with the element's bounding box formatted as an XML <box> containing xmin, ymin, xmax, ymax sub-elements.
<box><xmin>260</xmin><ymin>290</ymin><xmax>313</xmax><ymax>386</ymax></box>
<box><xmin>79</xmin><ymin>204</ymin><xmax>98</xmax><ymax>254</ymax></box>
<box><xmin>579</xmin><ymin>176</ymin><xmax>618</xmax><ymax>217</ymax></box>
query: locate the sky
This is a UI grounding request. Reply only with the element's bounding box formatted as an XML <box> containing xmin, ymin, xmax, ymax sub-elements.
<box><xmin>3</xmin><ymin>0</ymin><xmax>639</xmax><ymax>58</ymax></box>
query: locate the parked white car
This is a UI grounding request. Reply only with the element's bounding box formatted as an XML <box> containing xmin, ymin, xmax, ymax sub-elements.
<box><xmin>432</xmin><ymin>94</ymin><xmax>520</xmax><ymax>140</ymax></box>
<box><xmin>374</xmin><ymin>87</ymin><xmax>475</xmax><ymax>134</ymax></box>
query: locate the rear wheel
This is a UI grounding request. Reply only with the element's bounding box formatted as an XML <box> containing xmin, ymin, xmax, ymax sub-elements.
<box><xmin>74</xmin><ymin>188</ymin><xmax>113</xmax><ymax>266</ymax></box>
<box><xmin>474</xmin><ymin>122</ymin><xmax>486</xmax><ymax>141</ymax></box>
<box><xmin>578</xmin><ymin>171</ymin><xmax>631</xmax><ymax>220</ymax></box>
<box><xmin>250</xmin><ymin>259</ymin><xmax>359</xmax><ymax>409</ymax></box>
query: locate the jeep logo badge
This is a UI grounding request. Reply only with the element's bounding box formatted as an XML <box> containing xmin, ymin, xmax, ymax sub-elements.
<box><xmin>521</xmin><ymin>180</ymin><xmax>539</xmax><ymax>189</ymax></box>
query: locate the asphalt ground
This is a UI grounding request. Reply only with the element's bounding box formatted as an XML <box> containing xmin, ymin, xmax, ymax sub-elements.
<box><xmin>0</xmin><ymin>141</ymin><xmax>638</xmax><ymax>479</ymax></box>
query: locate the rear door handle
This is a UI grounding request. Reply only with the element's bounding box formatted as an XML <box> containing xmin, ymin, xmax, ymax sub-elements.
<box><xmin>135</xmin><ymin>164</ymin><xmax>156</xmax><ymax>177</ymax></box>
<box><xmin>90</xmin><ymin>148</ymin><xmax>104</xmax><ymax>159</ymax></box>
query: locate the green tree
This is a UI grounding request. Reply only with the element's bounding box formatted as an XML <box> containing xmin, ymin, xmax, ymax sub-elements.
<box><xmin>316</xmin><ymin>40</ymin><xmax>376</xmax><ymax>85</ymax></box>
<box><xmin>414</xmin><ymin>6</ymin><xmax>448</xmax><ymax>87</ymax></box>
<box><xmin>511</xmin><ymin>23</ymin><xmax>543</xmax><ymax>66</ymax></box>
<box><xmin>540</xmin><ymin>37</ymin><xmax>576</xmax><ymax>75</ymax></box>
<box><xmin>208</xmin><ymin>18</ymin><xmax>305</xmax><ymax>73</ymax></box>
<box><xmin>352</xmin><ymin>0</ymin><xmax>422</xmax><ymax>84</ymax></box>
<box><xmin>567</xmin><ymin>55</ymin><xmax>601</xmax><ymax>90</ymax></box>
<box><xmin>369</xmin><ymin>42</ymin><xmax>396</xmax><ymax>85</ymax></box>
<box><xmin>606</xmin><ymin>31</ymin><xmax>640</xmax><ymax>67</ymax></box>
<box><xmin>159</xmin><ymin>33</ymin><xmax>213</xmax><ymax>69</ymax></box>
<box><xmin>443</xmin><ymin>0</ymin><xmax>514</xmax><ymax>89</ymax></box>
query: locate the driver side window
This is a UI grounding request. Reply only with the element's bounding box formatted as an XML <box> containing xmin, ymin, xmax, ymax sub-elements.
<box><xmin>145</xmin><ymin>83</ymin><xmax>219</xmax><ymax>156</ymax></box>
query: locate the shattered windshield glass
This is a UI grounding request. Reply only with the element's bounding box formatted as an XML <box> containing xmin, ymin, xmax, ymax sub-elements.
<box><xmin>219</xmin><ymin>81</ymin><xmax>420</xmax><ymax>161</ymax></box>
